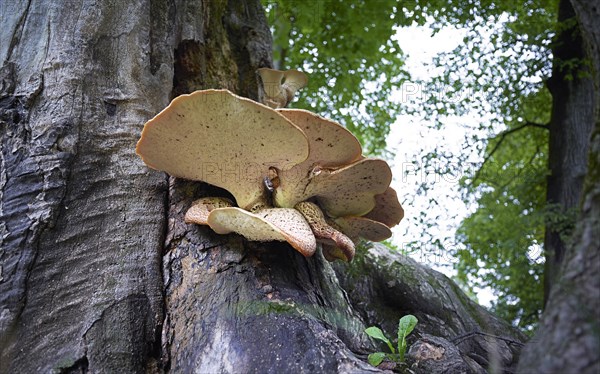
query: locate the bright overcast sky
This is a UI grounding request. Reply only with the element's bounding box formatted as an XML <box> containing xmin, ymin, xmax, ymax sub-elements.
<box><xmin>388</xmin><ymin>23</ymin><xmax>495</xmax><ymax>306</ymax></box>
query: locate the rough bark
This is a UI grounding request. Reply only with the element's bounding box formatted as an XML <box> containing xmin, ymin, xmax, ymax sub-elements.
<box><xmin>517</xmin><ymin>0</ymin><xmax>600</xmax><ymax>372</ymax></box>
<box><xmin>543</xmin><ymin>0</ymin><xmax>595</xmax><ymax>301</ymax></box>
<box><xmin>1</xmin><ymin>1</ymin><xmax>527</xmax><ymax>373</ymax></box>
<box><xmin>407</xmin><ymin>335</ymin><xmax>485</xmax><ymax>374</ymax></box>
<box><xmin>335</xmin><ymin>245</ymin><xmax>526</xmax><ymax>374</ymax></box>
<box><xmin>0</xmin><ymin>1</ymin><xmax>173</xmax><ymax>372</ymax></box>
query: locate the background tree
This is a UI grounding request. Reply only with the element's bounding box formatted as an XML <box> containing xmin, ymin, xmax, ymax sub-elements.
<box><xmin>421</xmin><ymin>0</ymin><xmax>594</xmax><ymax>331</ymax></box>
<box><xmin>0</xmin><ymin>1</ymin><xmax>526</xmax><ymax>373</ymax></box>
<box><xmin>420</xmin><ymin>0</ymin><xmax>595</xmax><ymax>331</ymax></box>
<box><xmin>517</xmin><ymin>0</ymin><xmax>599</xmax><ymax>369</ymax></box>
<box><xmin>266</xmin><ymin>0</ymin><xmax>595</xmax><ymax>333</ymax></box>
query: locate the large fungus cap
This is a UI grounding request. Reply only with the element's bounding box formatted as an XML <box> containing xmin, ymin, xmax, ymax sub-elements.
<box><xmin>308</xmin><ymin>158</ymin><xmax>393</xmax><ymax>217</ymax></box>
<box><xmin>363</xmin><ymin>187</ymin><xmax>404</xmax><ymax>228</ymax></box>
<box><xmin>136</xmin><ymin>89</ymin><xmax>309</xmax><ymax>210</ymax></box>
<box><xmin>273</xmin><ymin>109</ymin><xmax>363</xmax><ymax>208</ymax></box>
<box><xmin>207</xmin><ymin>207</ymin><xmax>317</xmax><ymax>257</ymax></box>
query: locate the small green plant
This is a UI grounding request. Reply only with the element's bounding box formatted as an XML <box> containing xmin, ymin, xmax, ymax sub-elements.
<box><xmin>365</xmin><ymin>314</ymin><xmax>418</xmax><ymax>367</ymax></box>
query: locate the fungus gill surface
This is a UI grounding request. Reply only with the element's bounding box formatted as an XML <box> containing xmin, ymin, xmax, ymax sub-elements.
<box><xmin>333</xmin><ymin>216</ymin><xmax>393</xmax><ymax>242</ymax></box>
<box><xmin>306</xmin><ymin>158</ymin><xmax>392</xmax><ymax>217</ymax></box>
<box><xmin>207</xmin><ymin>207</ymin><xmax>317</xmax><ymax>257</ymax></box>
<box><xmin>363</xmin><ymin>187</ymin><xmax>405</xmax><ymax>228</ymax></box>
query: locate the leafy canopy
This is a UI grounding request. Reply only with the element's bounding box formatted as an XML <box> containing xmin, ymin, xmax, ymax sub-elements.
<box><xmin>414</xmin><ymin>0</ymin><xmax>558</xmax><ymax>332</ymax></box>
<box><xmin>264</xmin><ymin>0</ymin><xmax>562</xmax><ymax>332</ymax></box>
<box><xmin>264</xmin><ymin>0</ymin><xmax>411</xmax><ymax>154</ymax></box>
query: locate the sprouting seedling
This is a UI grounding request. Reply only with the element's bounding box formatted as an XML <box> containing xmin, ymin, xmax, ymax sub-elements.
<box><xmin>397</xmin><ymin>314</ymin><xmax>418</xmax><ymax>361</ymax></box>
<box><xmin>365</xmin><ymin>314</ymin><xmax>418</xmax><ymax>367</ymax></box>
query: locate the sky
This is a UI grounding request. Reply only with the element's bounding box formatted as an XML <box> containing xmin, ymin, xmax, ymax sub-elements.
<box><xmin>388</xmin><ymin>24</ymin><xmax>496</xmax><ymax>306</ymax></box>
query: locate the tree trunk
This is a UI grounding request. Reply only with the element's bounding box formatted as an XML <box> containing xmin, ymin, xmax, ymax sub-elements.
<box><xmin>1</xmin><ymin>1</ymin><xmax>525</xmax><ymax>373</ymax></box>
<box><xmin>0</xmin><ymin>0</ymin><xmax>170</xmax><ymax>371</ymax></box>
<box><xmin>518</xmin><ymin>83</ymin><xmax>600</xmax><ymax>374</ymax></box>
<box><xmin>543</xmin><ymin>0</ymin><xmax>595</xmax><ymax>302</ymax></box>
<box><xmin>570</xmin><ymin>0</ymin><xmax>600</xmax><ymax>108</ymax></box>
<box><xmin>517</xmin><ymin>0</ymin><xmax>600</xmax><ymax>372</ymax></box>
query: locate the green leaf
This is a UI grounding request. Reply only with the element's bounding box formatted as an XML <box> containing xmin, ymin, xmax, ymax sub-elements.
<box><xmin>398</xmin><ymin>315</ymin><xmax>418</xmax><ymax>341</ymax></box>
<box><xmin>365</xmin><ymin>326</ymin><xmax>387</xmax><ymax>341</ymax></box>
<box><xmin>367</xmin><ymin>352</ymin><xmax>386</xmax><ymax>367</ymax></box>
<box><xmin>397</xmin><ymin>315</ymin><xmax>418</xmax><ymax>360</ymax></box>
<box><xmin>365</xmin><ymin>326</ymin><xmax>395</xmax><ymax>353</ymax></box>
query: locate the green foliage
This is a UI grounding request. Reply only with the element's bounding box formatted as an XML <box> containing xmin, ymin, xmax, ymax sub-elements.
<box><xmin>402</xmin><ymin>1</ymin><xmax>561</xmax><ymax>332</ymax></box>
<box><xmin>365</xmin><ymin>315</ymin><xmax>418</xmax><ymax>366</ymax></box>
<box><xmin>264</xmin><ymin>0</ymin><xmax>577</xmax><ymax>333</ymax></box>
<box><xmin>455</xmin><ymin>89</ymin><xmax>551</xmax><ymax>331</ymax></box>
<box><xmin>397</xmin><ymin>314</ymin><xmax>418</xmax><ymax>361</ymax></box>
<box><xmin>367</xmin><ymin>351</ymin><xmax>387</xmax><ymax>367</ymax></box>
<box><xmin>263</xmin><ymin>0</ymin><xmax>411</xmax><ymax>155</ymax></box>
<box><xmin>365</xmin><ymin>326</ymin><xmax>395</xmax><ymax>353</ymax></box>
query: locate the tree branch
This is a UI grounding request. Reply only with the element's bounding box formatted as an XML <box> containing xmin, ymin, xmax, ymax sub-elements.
<box><xmin>471</xmin><ymin>122</ymin><xmax>549</xmax><ymax>186</ymax></box>
<box><xmin>495</xmin><ymin>142</ymin><xmax>544</xmax><ymax>192</ymax></box>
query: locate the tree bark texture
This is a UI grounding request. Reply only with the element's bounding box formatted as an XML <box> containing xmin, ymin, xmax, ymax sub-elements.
<box><xmin>0</xmin><ymin>0</ymin><xmax>174</xmax><ymax>372</ymax></box>
<box><xmin>543</xmin><ymin>0</ymin><xmax>595</xmax><ymax>301</ymax></box>
<box><xmin>518</xmin><ymin>0</ymin><xmax>600</xmax><ymax>372</ymax></box>
<box><xmin>335</xmin><ymin>245</ymin><xmax>526</xmax><ymax>374</ymax></box>
<box><xmin>1</xmin><ymin>1</ymin><xmax>526</xmax><ymax>373</ymax></box>
<box><xmin>570</xmin><ymin>0</ymin><xmax>600</xmax><ymax>119</ymax></box>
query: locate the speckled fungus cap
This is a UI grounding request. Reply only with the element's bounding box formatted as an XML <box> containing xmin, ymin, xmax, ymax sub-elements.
<box><xmin>207</xmin><ymin>207</ymin><xmax>317</xmax><ymax>256</ymax></box>
<box><xmin>136</xmin><ymin>89</ymin><xmax>309</xmax><ymax>210</ymax></box>
<box><xmin>272</xmin><ymin>109</ymin><xmax>363</xmax><ymax>209</ymax></box>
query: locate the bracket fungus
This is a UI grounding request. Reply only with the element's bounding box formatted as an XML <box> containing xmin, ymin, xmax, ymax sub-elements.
<box><xmin>257</xmin><ymin>68</ymin><xmax>308</xmax><ymax>109</ymax></box>
<box><xmin>271</xmin><ymin>109</ymin><xmax>363</xmax><ymax>209</ymax></box>
<box><xmin>207</xmin><ymin>207</ymin><xmax>317</xmax><ymax>257</ymax></box>
<box><xmin>136</xmin><ymin>69</ymin><xmax>404</xmax><ymax>262</ymax></box>
<box><xmin>136</xmin><ymin>89</ymin><xmax>309</xmax><ymax>211</ymax></box>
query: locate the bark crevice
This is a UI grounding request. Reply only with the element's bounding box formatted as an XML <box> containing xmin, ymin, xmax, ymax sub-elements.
<box><xmin>5</xmin><ymin>0</ymin><xmax>33</xmax><ymax>61</ymax></box>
